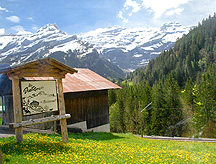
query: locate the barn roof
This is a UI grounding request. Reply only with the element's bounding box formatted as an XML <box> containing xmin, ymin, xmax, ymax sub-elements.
<box><xmin>24</xmin><ymin>68</ymin><xmax>121</xmax><ymax>93</ymax></box>
<box><xmin>63</xmin><ymin>68</ymin><xmax>121</xmax><ymax>92</ymax></box>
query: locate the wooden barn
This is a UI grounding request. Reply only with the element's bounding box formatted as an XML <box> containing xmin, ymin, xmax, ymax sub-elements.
<box><xmin>0</xmin><ymin>57</ymin><xmax>121</xmax><ymax>132</ymax></box>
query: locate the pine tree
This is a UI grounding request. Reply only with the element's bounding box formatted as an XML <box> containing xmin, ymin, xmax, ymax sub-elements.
<box><xmin>117</xmin><ymin>90</ymin><xmax>126</xmax><ymax>133</ymax></box>
<box><xmin>108</xmin><ymin>89</ymin><xmax>117</xmax><ymax>107</ymax></box>
<box><xmin>194</xmin><ymin>64</ymin><xmax>216</xmax><ymax>137</ymax></box>
<box><xmin>124</xmin><ymin>86</ymin><xmax>139</xmax><ymax>133</ymax></box>
<box><xmin>151</xmin><ymin>80</ymin><xmax>167</xmax><ymax>135</ymax></box>
<box><xmin>183</xmin><ymin>79</ymin><xmax>195</xmax><ymax>113</ymax></box>
<box><xmin>109</xmin><ymin>89</ymin><xmax>126</xmax><ymax>133</ymax></box>
<box><xmin>165</xmin><ymin>74</ymin><xmax>183</xmax><ymax>136</ymax></box>
<box><xmin>109</xmin><ymin>102</ymin><xmax>120</xmax><ymax>132</ymax></box>
<box><xmin>141</xmin><ymin>83</ymin><xmax>152</xmax><ymax>135</ymax></box>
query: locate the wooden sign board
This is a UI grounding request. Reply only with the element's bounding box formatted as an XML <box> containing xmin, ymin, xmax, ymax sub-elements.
<box><xmin>21</xmin><ymin>80</ymin><xmax>58</xmax><ymax>116</ymax></box>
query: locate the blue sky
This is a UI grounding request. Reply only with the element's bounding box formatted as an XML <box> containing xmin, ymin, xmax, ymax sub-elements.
<box><xmin>0</xmin><ymin>0</ymin><xmax>215</xmax><ymax>35</ymax></box>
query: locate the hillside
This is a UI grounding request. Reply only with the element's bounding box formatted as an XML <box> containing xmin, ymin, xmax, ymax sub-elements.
<box><xmin>129</xmin><ymin>14</ymin><xmax>216</xmax><ymax>87</ymax></box>
<box><xmin>109</xmin><ymin>15</ymin><xmax>216</xmax><ymax>139</ymax></box>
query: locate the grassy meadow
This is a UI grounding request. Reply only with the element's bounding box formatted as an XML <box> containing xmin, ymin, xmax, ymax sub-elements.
<box><xmin>0</xmin><ymin>132</ymin><xmax>215</xmax><ymax>164</ymax></box>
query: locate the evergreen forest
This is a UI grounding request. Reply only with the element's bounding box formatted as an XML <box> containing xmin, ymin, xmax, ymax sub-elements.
<box><xmin>109</xmin><ymin>14</ymin><xmax>216</xmax><ymax>138</ymax></box>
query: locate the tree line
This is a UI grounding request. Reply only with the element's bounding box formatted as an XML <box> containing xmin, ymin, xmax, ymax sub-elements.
<box><xmin>109</xmin><ymin>14</ymin><xmax>216</xmax><ymax>138</ymax></box>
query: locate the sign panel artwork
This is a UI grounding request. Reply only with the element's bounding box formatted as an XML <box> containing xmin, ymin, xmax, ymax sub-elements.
<box><xmin>21</xmin><ymin>81</ymin><xmax>58</xmax><ymax>115</ymax></box>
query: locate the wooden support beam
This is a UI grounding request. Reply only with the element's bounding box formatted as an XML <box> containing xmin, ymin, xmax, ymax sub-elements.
<box><xmin>56</xmin><ymin>77</ymin><xmax>69</xmax><ymax>143</ymax></box>
<box><xmin>9</xmin><ymin>114</ymin><xmax>71</xmax><ymax>128</ymax></box>
<box><xmin>8</xmin><ymin>72</ymin><xmax>65</xmax><ymax>78</ymax></box>
<box><xmin>20</xmin><ymin>68</ymin><xmax>62</xmax><ymax>73</ymax></box>
<box><xmin>21</xmin><ymin>73</ymin><xmax>65</xmax><ymax>78</ymax></box>
<box><xmin>11</xmin><ymin>77</ymin><xmax>23</xmax><ymax>142</ymax></box>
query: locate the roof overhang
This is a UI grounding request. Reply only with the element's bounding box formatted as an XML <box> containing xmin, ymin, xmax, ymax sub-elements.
<box><xmin>0</xmin><ymin>57</ymin><xmax>77</xmax><ymax>79</ymax></box>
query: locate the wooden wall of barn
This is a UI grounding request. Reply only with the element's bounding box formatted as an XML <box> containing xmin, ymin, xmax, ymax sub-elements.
<box><xmin>1</xmin><ymin>95</ymin><xmax>14</xmax><ymax>125</ymax></box>
<box><xmin>2</xmin><ymin>89</ymin><xmax>110</xmax><ymax>130</ymax></box>
<box><xmin>64</xmin><ymin>90</ymin><xmax>109</xmax><ymax>129</ymax></box>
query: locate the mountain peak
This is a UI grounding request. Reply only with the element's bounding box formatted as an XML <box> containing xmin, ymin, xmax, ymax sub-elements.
<box><xmin>37</xmin><ymin>23</ymin><xmax>60</xmax><ymax>33</ymax></box>
<box><xmin>160</xmin><ymin>21</ymin><xmax>182</xmax><ymax>31</ymax></box>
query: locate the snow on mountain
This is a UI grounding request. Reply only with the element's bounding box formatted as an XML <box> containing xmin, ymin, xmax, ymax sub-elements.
<box><xmin>0</xmin><ymin>23</ymin><xmax>125</xmax><ymax>78</ymax></box>
<box><xmin>78</xmin><ymin>22</ymin><xmax>194</xmax><ymax>71</ymax></box>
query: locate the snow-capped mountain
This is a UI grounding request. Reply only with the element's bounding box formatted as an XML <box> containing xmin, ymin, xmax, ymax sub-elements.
<box><xmin>78</xmin><ymin>22</ymin><xmax>194</xmax><ymax>71</ymax></box>
<box><xmin>0</xmin><ymin>24</ymin><xmax>125</xmax><ymax>78</ymax></box>
<box><xmin>0</xmin><ymin>22</ymin><xmax>194</xmax><ymax>77</ymax></box>
<box><xmin>0</xmin><ymin>23</ymin><xmax>95</xmax><ymax>64</ymax></box>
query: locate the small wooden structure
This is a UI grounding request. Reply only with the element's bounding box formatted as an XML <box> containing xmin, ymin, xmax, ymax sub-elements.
<box><xmin>0</xmin><ymin>57</ymin><xmax>77</xmax><ymax>142</ymax></box>
<box><xmin>0</xmin><ymin>60</ymin><xmax>121</xmax><ymax>134</ymax></box>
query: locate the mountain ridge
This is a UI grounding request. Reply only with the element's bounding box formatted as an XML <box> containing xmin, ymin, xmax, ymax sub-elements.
<box><xmin>78</xmin><ymin>22</ymin><xmax>194</xmax><ymax>71</ymax></box>
<box><xmin>0</xmin><ymin>23</ymin><xmax>125</xmax><ymax>78</ymax></box>
<box><xmin>0</xmin><ymin>22</ymin><xmax>194</xmax><ymax>78</ymax></box>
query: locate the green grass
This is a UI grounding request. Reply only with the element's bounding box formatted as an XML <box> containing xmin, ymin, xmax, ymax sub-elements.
<box><xmin>122</xmin><ymin>80</ymin><xmax>134</xmax><ymax>86</ymax></box>
<box><xmin>0</xmin><ymin>132</ymin><xmax>215</xmax><ymax>163</ymax></box>
<box><xmin>0</xmin><ymin>118</ymin><xmax>2</xmax><ymax>125</ymax></box>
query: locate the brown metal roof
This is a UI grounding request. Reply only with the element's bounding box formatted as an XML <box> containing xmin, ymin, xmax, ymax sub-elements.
<box><xmin>24</xmin><ymin>68</ymin><xmax>121</xmax><ymax>93</ymax></box>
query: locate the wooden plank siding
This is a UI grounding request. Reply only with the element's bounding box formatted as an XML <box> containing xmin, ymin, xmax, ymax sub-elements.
<box><xmin>64</xmin><ymin>90</ymin><xmax>109</xmax><ymax>129</ymax></box>
<box><xmin>2</xmin><ymin>95</ymin><xmax>14</xmax><ymax>125</ymax></box>
<box><xmin>2</xmin><ymin>87</ymin><xmax>110</xmax><ymax>130</ymax></box>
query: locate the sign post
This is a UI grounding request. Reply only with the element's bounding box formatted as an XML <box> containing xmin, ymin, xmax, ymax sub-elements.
<box><xmin>6</xmin><ymin>57</ymin><xmax>77</xmax><ymax>143</ymax></box>
<box><xmin>56</xmin><ymin>77</ymin><xmax>68</xmax><ymax>143</ymax></box>
<box><xmin>11</xmin><ymin>77</ymin><xmax>23</xmax><ymax>142</ymax></box>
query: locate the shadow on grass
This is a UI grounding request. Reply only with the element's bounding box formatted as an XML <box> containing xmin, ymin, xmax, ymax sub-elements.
<box><xmin>1</xmin><ymin>139</ymin><xmax>73</xmax><ymax>156</ymax></box>
<box><xmin>0</xmin><ymin>138</ymin><xmax>75</xmax><ymax>163</ymax></box>
<box><xmin>0</xmin><ymin>132</ymin><xmax>124</xmax><ymax>156</ymax></box>
<box><xmin>68</xmin><ymin>132</ymin><xmax>125</xmax><ymax>141</ymax></box>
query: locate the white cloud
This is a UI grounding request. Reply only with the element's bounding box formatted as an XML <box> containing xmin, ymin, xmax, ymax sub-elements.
<box><xmin>117</xmin><ymin>0</ymin><xmax>215</xmax><ymax>29</ymax></box>
<box><xmin>17</xmin><ymin>30</ymin><xmax>32</xmax><ymax>35</ymax></box>
<box><xmin>117</xmin><ymin>0</ymin><xmax>141</xmax><ymax>23</ymax></box>
<box><xmin>0</xmin><ymin>6</ymin><xmax>9</xmax><ymax>12</ymax></box>
<box><xmin>141</xmin><ymin>0</ymin><xmax>190</xmax><ymax>18</ymax></box>
<box><xmin>117</xmin><ymin>11</ymin><xmax>128</xmax><ymax>23</ymax></box>
<box><xmin>6</xmin><ymin>16</ymin><xmax>20</xmax><ymax>23</ymax></box>
<box><xmin>165</xmin><ymin>8</ymin><xmax>184</xmax><ymax>16</ymax></box>
<box><xmin>32</xmin><ymin>26</ymin><xmax>38</xmax><ymax>31</ymax></box>
<box><xmin>117</xmin><ymin>0</ymin><xmax>192</xmax><ymax>25</ymax></box>
<box><xmin>28</xmin><ymin>17</ymin><xmax>34</xmax><ymax>21</ymax></box>
<box><xmin>10</xmin><ymin>25</ymin><xmax>24</xmax><ymax>32</ymax></box>
<box><xmin>124</xmin><ymin>0</ymin><xmax>141</xmax><ymax>13</ymax></box>
<box><xmin>9</xmin><ymin>25</ymin><xmax>32</xmax><ymax>35</ymax></box>
<box><xmin>0</xmin><ymin>28</ymin><xmax>5</xmax><ymax>35</ymax></box>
